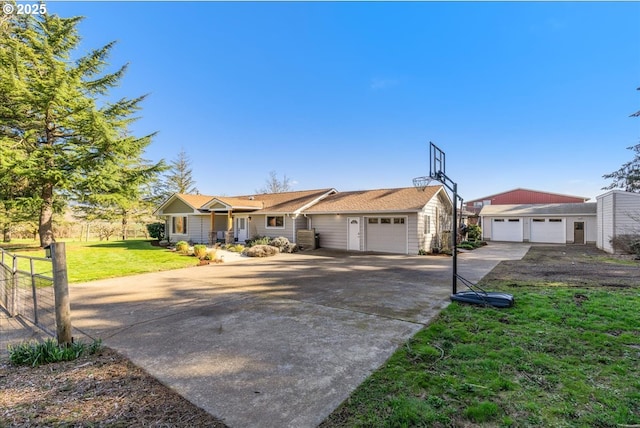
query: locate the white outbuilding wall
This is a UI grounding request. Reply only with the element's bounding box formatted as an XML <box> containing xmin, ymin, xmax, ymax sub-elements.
<box><xmin>596</xmin><ymin>190</ymin><xmax>640</xmax><ymax>253</ymax></box>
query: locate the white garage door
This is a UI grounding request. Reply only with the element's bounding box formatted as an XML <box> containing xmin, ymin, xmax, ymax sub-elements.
<box><xmin>492</xmin><ymin>218</ymin><xmax>523</xmax><ymax>242</ymax></box>
<box><xmin>366</xmin><ymin>217</ymin><xmax>407</xmax><ymax>254</ymax></box>
<box><xmin>530</xmin><ymin>218</ymin><xmax>565</xmax><ymax>243</ymax></box>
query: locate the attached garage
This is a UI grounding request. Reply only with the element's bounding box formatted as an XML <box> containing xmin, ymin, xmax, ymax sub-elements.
<box><xmin>491</xmin><ymin>218</ymin><xmax>523</xmax><ymax>242</ymax></box>
<box><xmin>365</xmin><ymin>217</ymin><xmax>408</xmax><ymax>253</ymax></box>
<box><xmin>481</xmin><ymin>203</ymin><xmax>597</xmax><ymax>244</ymax></box>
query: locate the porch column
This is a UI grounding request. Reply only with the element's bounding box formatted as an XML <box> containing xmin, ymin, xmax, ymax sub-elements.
<box><xmin>209</xmin><ymin>212</ymin><xmax>215</xmax><ymax>245</ymax></box>
<box><xmin>226</xmin><ymin>210</ymin><xmax>234</xmax><ymax>244</ymax></box>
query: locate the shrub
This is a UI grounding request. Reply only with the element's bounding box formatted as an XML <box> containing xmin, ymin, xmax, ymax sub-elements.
<box><xmin>243</xmin><ymin>245</ymin><xmax>279</xmax><ymax>258</ymax></box>
<box><xmin>246</xmin><ymin>235</ymin><xmax>271</xmax><ymax>247</ymax></box>
<box><xmin>204</xmin><ymin>250</ymin><xmax>217</xmax><ymax>261</ymax></box>
<box><xmin>9</xmin><ymin>338</ymin><xmax>103</xmax><ymax>367</ymax></box>
<box><xmin>418</xmin><ymin>249</ymin><xmax>428</xmax><ymax>256</ymax></box>
<box><xmin>175</xmin><ymin>241</ymin><xmax>189</xmax><ymax>254</ymax></box>
<box><xmin>269</xmin><ymin>236</ymin><xmax>298</xmax><ymax>253</ymax></box>
<box><xmin>225</xmin><ymin>244</ymin><xmax>245</xmax><ymax>253</ymax></box>
<box><xmin>610</xmin><ymin>234</ymin><xmax>640</xmax><ymax>256</ymax></box>
<box><xmin>466</xmin><ymin>224</ymin><xmax>482</xmax><ymax>241</ymax></box>
<box><xmin>193</xmin><ymin>244</ymin><xmax>208</xmax><ymax>259</ymax></box>
<box><xmin>146</xmin><ymin>222</ymin><xmax>165</xmax><ymax>240</ymax></box>
<box><xmin>457</xmin><ymin>243</ymin><xmax>475</xmax><ymax>250</ymax></box>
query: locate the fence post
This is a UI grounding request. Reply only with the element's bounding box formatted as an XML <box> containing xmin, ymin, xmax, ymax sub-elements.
<box><xmin>10</xmin><ymin>255</ymin><xmax>18</xmax><ymax>316</ymax></box>
<box><xmin>51</xmin><ymin>243</ymin><xmax>72</xmax><ymax>346</ymax></box>
<box><xmin>30</xmin><ymin>258</ymin><xmax>39</xmax><ymax>325</ymax></box>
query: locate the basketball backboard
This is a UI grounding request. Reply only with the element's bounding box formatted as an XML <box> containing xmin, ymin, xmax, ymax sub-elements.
<box><xmin>430</xmin><ymin>141</ymin><xmax>446</xmax><ymax>180</ymax></box>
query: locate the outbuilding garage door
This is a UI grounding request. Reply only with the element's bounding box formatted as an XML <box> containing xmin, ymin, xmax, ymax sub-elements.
<box><xmin>530</xmin><ymin>218</ymin><xmax>565</xmax><ymax>243</ymax></box>
<box><xmin>366</xmin><ymin>217</ymin><xmax>407</xmax><ymax>254</ymax></box>
<box><xmin>491</xmin><ymin>218</ymin><xmax>523</xmax><ymax>242</ymax></box>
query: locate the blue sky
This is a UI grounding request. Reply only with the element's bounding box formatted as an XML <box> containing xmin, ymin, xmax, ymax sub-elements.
<box><xmin>47</xmin><ymin>1</ymin><xmax>640</xmax><ymax>202</ymax></box>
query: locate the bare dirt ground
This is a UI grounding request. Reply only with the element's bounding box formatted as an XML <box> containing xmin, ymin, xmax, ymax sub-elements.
<box><xmin>1</xmin><ymin>245</ymin><xmax>638</xmax><ymax>427</ymax></box>
<box><xmin>482</xmin><ymin>244</ymin><xmax>640</xmax><ymax>287</ymax></box>
<box><xmin>0</xmin><ymin>347</ymin><xmax>228</xmax><ymax>427</ymax></box>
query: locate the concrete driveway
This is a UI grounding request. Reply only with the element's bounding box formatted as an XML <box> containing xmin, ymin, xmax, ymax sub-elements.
<box><xmin>69</xmin><ymin>243</ymin><xmax>529</xmax><ymax>428</ymax></box>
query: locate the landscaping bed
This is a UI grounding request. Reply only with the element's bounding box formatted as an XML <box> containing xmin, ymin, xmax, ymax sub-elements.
<box><xmin>0</xmin><ymin>347</ymin><xmax>227</xmax><ymax>427</ymax></box>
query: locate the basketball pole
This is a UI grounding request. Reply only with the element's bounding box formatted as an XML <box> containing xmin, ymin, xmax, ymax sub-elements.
<box><xmin>419</xmin><ymin>142</ymin><xmax>515</xmax><ymax>308</ymax></box>
<box><xmin>452</xmin><ymin>180</ymin><xmax>457</xmax><ymax>295</ymax></box>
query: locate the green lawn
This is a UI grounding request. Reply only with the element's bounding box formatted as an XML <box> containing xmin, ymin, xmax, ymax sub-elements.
<box><xmin>321</xmin><ymin>285</ymin><xmax>640</xmax><ymax>427</ymax></box>
<box><xmin>3</xmin><ymin>240</ymin><xmax>200</xmax><ymax>283</ymax></box>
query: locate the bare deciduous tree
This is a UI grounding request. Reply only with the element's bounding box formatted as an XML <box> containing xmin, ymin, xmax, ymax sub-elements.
<box><xmin>257</xmin><ymin>171</ymin><xmax>293</xmax><ymax>194</ymax></box>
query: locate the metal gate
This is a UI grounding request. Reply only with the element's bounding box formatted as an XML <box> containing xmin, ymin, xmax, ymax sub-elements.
<box><xmin>0</xmin><ymin>248</ymin><xmax>56</xmax><ymax>337</ymax></box>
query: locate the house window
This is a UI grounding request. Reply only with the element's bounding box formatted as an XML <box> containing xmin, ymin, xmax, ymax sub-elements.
<box><xmin>266</xmin><ymin>215</ymin><xmax>284</xmax><ymax>229</ymax></box>
<box><xmin>368</xmin><ymin>218</ymin><xmax>379</xmax><ymax>224</ymax></box>
<box><xmin>508</xmin><ymin>219</ymin><xmax>520</xmax><ymax>222</ymax></box>
<box><xmin>533</xmin><ymin>219</ymin><xmax>545</xmax><ymax>222</ymax></box>
<box><xmin>424</xmin><ymin>215</ymin><xmax>431</xmax><ymax>234</ymax></box>
<box><xmin>173</xmin><ymin>216</ymin><xmax>187</xmax><ymax>234</ymax></box>
<box><xmin>494</xmin><ymin>219</ymin><xmax>505</xmax><ymax>222</ymax></box>
<box><xmin>394</xmin><ymin>218</ymin><xmax>405</xmax><ymax>224</ymax></box>
<box><xmin>381</xmin><ymin>218</ymin><xmax>391</xmax><ymax>224</ymax></box>
<box><xmin>549</xmin><ymin>219</ymin><xmax>562</xmax><ymax>223</ymax></box>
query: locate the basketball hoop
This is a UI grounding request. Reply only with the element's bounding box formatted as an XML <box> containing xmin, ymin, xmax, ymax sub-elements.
<box><xmin>412</xmin><ymin>176</ymin><xmax>432</xmax><ymax>192</ymax></box>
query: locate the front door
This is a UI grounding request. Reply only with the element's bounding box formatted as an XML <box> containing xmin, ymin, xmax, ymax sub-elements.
<box><xmin>236</xmin><ymin>217</ymin><xmax>248</xmax><ymax>242</ymax></box>
<box><xmin>347</xmin><ymin>217</ymin><xmax>360</xmax><ymax>251</ymax></box>
<box><xmin>573</xmin><ymin>222</ymin><xmax>585</xmax><ymax>244</ymax></box>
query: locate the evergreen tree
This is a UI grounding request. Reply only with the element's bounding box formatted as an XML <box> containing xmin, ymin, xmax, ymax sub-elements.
<box><xmin>0</xmin><ymin>11</ymin><xmax>161</xmax><ymax>246</ymax></box>
<box><xmin>602</xmin><ymin>143</ymin><xmax>640</xmax><ymax>193</ymax></box>
<box><xmin>156</xmin><ymin>148</ymin><xmax>199</xmax><ymax>201</ymax></box>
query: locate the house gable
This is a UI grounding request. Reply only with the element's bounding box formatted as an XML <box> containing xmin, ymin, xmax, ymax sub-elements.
<box><xmin>162</xmin><ymin>198</ymin><xmax>196</xmax><ymax>214</ymax></box>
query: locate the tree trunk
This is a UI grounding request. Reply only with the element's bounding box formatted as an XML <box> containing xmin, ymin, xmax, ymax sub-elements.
<box><xmin>121</xmin><ymin>214</ymin><xmax>127</xmax><ymax>241</ymax></box>
<box><xmin>2</xmin><ymin>225</ymin><xmax>11</xmax><ymax>242</ymax></box>
<box><xmin>39</xmin><ymin>183</ymin><xmax>55</xmax><ymax>247</ymax></box>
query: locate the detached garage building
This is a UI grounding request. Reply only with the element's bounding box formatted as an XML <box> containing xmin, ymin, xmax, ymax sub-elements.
<box><xmin>480</xmin><ymin>203</ymin><xmax>597</xmax><ymax>244</ymax></box>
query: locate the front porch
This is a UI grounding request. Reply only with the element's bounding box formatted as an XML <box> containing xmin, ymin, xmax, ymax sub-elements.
<box><xmin>209</xmin><ymin>230</ymin><xmax>235</xmax><ymax>245</ymax></box>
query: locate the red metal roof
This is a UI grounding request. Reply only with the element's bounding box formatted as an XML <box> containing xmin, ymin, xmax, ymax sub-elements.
<box><xmin>466</xmin><ymin>188</ymin><xmax>589</xmax><ymax>206</ymax></box>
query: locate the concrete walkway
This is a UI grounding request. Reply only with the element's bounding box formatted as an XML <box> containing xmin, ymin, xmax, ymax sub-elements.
<box><xmin>4</xmin><ymin>243</ymin><xmax>530</xmax><ymax>427</ymax></box>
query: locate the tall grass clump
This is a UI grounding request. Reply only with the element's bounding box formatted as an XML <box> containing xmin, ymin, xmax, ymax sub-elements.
<box><xmin>8</xmin><ymin>338</ymin><xmax>103</xmax><ymax>367</ymax></box>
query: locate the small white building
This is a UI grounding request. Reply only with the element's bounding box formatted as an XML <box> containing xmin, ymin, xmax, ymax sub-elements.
<box><xmin>480</xmin><ymin>203</ymin><xmax>597</xmax><ymax>244</ymax></box>
<box><xmin>596</xmin><ymin>190</ymin><xmax>640</xmax><ymax>253</ymax></box>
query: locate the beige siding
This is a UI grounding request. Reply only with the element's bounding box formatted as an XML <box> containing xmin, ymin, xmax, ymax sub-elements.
<box><xmin>294</xmin><ymin>216</ymin><xmax>309</xmax><ymax>243</ymax></box>
<box><xmin>190</xmin><ymin>215</ymin><xmax>211</xmax><ymax>244</ymax></box>
<box><xmin>162</xmin><ymin>199</ymin><xmax>192</xmax><ymax>214</ymax></box>
<box><xmin>249</xmin><ymin>214</ymin><xmax>296</xmax><ymax>242</ymax></box>
<box><xmin>419</xmin><ymin>193</ymin><xmax>450</xmax><ymax>252</ymax></box>
<box><xmin>312</xmin><ymin>212</ymin><xmax>426</xmax><ymax>255</ymax></box>
<box><xmin>407</xmin><ymin>213</ymin><xmax>420</xmax><ymax>254</ymax></box>
<box><xmin>167</xmin><ymin>214</ymin><xmax>210</xmax><ymax>244</ymax></box>
<box><xmin>309</xmin><ymin>215</ymin><xmax>349</xmax><ymax>250</ymax></box>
